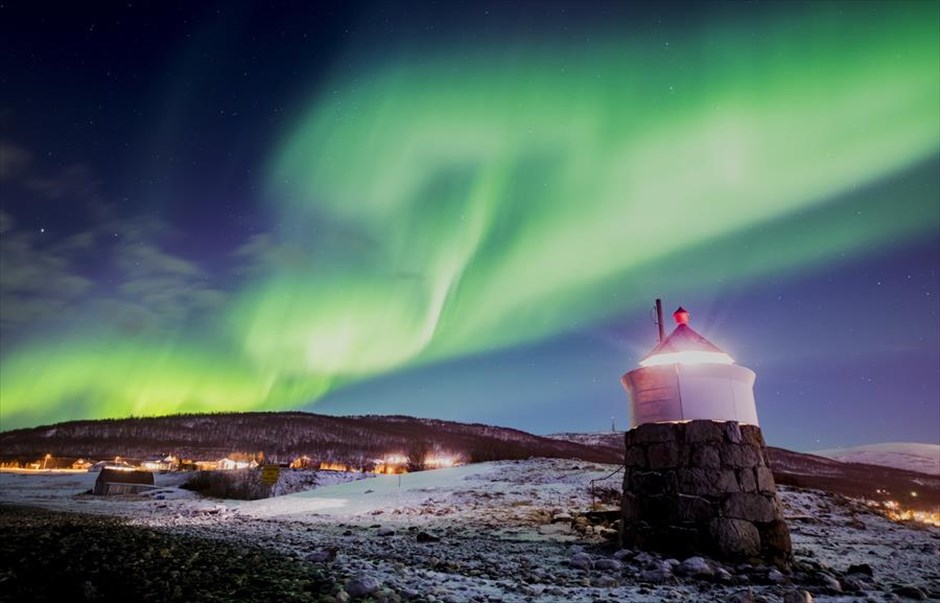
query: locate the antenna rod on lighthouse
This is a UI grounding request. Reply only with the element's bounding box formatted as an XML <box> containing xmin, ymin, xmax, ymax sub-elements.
<box><xmin>655</xmin><ymin>298</ymin><xmax>665</xmax><ymax>342</ymax></box>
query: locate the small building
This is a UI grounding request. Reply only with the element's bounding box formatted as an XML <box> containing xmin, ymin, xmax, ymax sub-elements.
<box><xmin>217</xmin><ymin>458</ymin><xmax>257</xmax><ymax>471</ymax></box>
<box><xmin>71</xmin><ymin>458</ymin><xmax>94</xmax><ymax>471</ymax></box>
<box><xmin>89</xmin><ymin>460</ymin><xmax>134</xmax><ymax>472</ymax></box>
<box><xmin>140</xmin><ymin>455</ymin><xmax>178</xmax><ymax>472</ymax></box>
<box><xmin>290</xmin><ymin>455</ymin><xmax>316</xmax><ymax>470</ymax></box>
<box><xmin>93</xmin><ymin>468</ymin><xmax>155</xmax><ymax>495</ymax></box>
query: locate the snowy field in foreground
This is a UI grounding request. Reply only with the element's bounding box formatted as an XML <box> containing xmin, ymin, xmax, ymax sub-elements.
<box><xmin>2</xmin><ymin>459</ymin><xmax>938</xmax><ymax>602</ymax></box>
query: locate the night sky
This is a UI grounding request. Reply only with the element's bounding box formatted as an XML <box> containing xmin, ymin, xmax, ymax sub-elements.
<box><xmin>1</xmin><ymin>1</ymin><xmax>937</xmax><ymax>451</ymax></box>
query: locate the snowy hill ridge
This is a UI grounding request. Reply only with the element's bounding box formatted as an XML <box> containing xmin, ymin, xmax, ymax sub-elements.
<box><xmin>812</xmin><ymin>442</ymin><xmax>940</xmax><ymax>476</ymax></box>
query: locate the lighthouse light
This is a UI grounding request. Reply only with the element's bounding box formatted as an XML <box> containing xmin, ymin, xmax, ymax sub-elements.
<box><xmin>639</xmin><ymin>350</ymin><xmax>735</xmax><ymax>368</ymax></box>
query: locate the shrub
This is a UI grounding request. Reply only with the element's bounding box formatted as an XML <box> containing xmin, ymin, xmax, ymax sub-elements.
<box><xmin>182</xmin><ymin>469</ymin><xmax>270</xmax><ymax>500</ymax></box>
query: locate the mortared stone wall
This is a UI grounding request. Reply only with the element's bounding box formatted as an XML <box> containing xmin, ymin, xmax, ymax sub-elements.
<box><xmin>621</xmin><ymin>420</ymin><xmax>792</xmax><ymax>566</ymax></box>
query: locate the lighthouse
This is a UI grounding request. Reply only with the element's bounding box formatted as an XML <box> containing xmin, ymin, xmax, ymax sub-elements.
<box><xmin>622</xmin><ymin>306</ymin><xmax>759</xmax><ymax>427</ymax></box>
<box><xmin>620</xmin><ymin>302</ymin><xmax>792</xmax><ymax>565</ymax></box>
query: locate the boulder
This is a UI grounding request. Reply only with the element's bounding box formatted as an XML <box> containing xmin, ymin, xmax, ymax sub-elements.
<box><xmin>710</xmin><ymin>518</ymin><xmax>761</xmax><ymax>558</ymax></box>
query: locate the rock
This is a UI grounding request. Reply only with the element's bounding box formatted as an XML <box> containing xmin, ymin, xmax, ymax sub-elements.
<box><xmin>594</xmin><ymin>558</ymin><xmax>622</xmax><ymax>571</ymax></box>
<box><xmin>727</xmin><ymin>589</ymin><xmax>755</xmax><ymax>603</ymax></box>
<box><xmin>612</xmin><ymin>549</ymin><xmax>635</xmax><ymax>560</ymax></box>
<box><xmin>639</xmin><ymin>567</ymin><xmax>671</xmax><ymax>583</ymax></box>
<box><xmin>335</xmin><ymin>591</ymin><xmax>351</xmax><ymax>603</ymax></box>
<box><xmin>892</xmin><ymin>585</ymin><xmax>927</xmax><ymax>600</ymax></box>
<box><xmin>846</xmin><ymin>563</ymin><xmax>873</xmax><ymax>577</ymax></box>
<box><xmin>648</xmin><ymin>443</ymin><xmax>682</xmax><ymax>469</ymax></box>
<box><xmin>625</xmin><ymin>445</ymin><xmax>647</xmax><ymax>467</ymax></box>
<box><xmin>754</xmin><ymin>467</ymin><xmax>776</xmax><ymax>493</ymax></box>
<box><xmin>723</xmin><ymin>421</ymin><xmax>743</xmax><ymax>443</ymax></box>
<box><xmin>686</xmin><ymin>420</ymin><xmax>723</xmax><ymax>442</ymax></box>
<box><xmin>677</xmin><ymin>556</ymin><xmax>713</xmax><ymax>577</ymax></box>
<box><xmin>737</xmin><ymin>468</ymin><xmax>757</xmax><ymax>492</ymax></box>
<box><xmin>710</xmin><ymin>518</ymin><xmax>761</xmax><ymax>558</ymax></box>
<box><xmin>759</xmin><ymin>519</ymin><xmax>792</xmax><ymax>561</ymax></box>
<box><xmin>635</xmin><ymin>422</ymin><xmax>681</xmax><ymax>444</ymax></box>
<box><xmin>569</xmin><ymin>552</ymin><xmax>594</xmax><ymax>570</ymax></box>
<box><xmin>595</xmin><ymin>575</ymin><xmax>618</xmax><ymax>588</ymax></box>
<box><xmin>819</xmin><ymin>573</ymin><xmax>841</xmax><ymax>592</ymax></box>
<box><xmin>721</xmin><ymin>445</ymin><xmax>762</xmax><ymax>469</ymax></box>
<box><xmin>715</xmin><ymin>567</ymin><xmax>734</xmax><ymax>582</ymax></box>
<box><xmin>781</xmin><ymin>590</ymin><xmax>813</xmax><ymax>603</ymax></box>
<box><xmin>552</xmin><ymin>512</ymin><xmax>573</xmax><ymax>523</ymax></box>
<box><xmin>306</xmin><ymin>548</ymin><xmax>336</xmax><ymax>562</ymax></box>
<box><xmin>416</xmin><ymin>531</ymin><xmax>440</xmax><ymax>543</ymax></box>
<box><xmin>677</xmin><ymin>494</ymin><xmax>714</xmax><ymax>522</ymax></box>
<box><xmin>376</xmin><ymin>526</ymin><xmax>395</xmax><ymax>537</ymax></box>
<box><xmin>345</xmin><ymin>576</ymin><xmax>380</xmax><ymax>598</ymax></box>
<box><xmin>691</xmin><ymin>444</ymin><xmax>722</xmax><ymax>469</ymax></box>
<box><xmin>767</xmin><ymin>568</ymin><xmax>787</xmax><ymax>584</ymax></box>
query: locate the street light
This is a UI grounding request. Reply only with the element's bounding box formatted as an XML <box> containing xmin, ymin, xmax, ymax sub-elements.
<box><xmin>42</xmin><ymin>453</ymin><xmax>51</xmax><ymax>470</ymax></box>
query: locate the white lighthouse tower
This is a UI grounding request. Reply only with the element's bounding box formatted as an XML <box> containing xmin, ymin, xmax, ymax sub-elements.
<box><xmin>622</xmin><ymin>306</ymin><xmax>759</xmax><ymax>428</ymax></box>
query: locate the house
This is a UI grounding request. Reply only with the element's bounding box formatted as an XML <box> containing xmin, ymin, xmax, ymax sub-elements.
<box><xmin>217</xmin><ymin>458</ymin><xmax>257</xmax><ymax>471</ymax></box>
<box><xmin>89</xmin><ymin>460</ymin><xmax>134</xmax><ymax>472</ymax></box>
<box><xmin>71</xmin><ymin>458</ymin><xmax>94</xmax><ymax>471</ymax></box>
<box><xmin>140</xmin><ymin>455</ymin><xmax>178</xmax><ymax>472</ymax></box>
<box><xmin>290</xmin><ymin>455</ymin><xmax>316</xmax><ymax>470</ymax></box>
<box><xmin>93</xmin><ymin>468</ymin><xmax>155</xmax><ymax>495</ymax></box>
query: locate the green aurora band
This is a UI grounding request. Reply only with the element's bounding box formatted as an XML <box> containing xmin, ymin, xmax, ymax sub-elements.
<box><xmin>1</xmin><ymin>4</ymin><xmax>938</xmax><ymax>428</ymax></box>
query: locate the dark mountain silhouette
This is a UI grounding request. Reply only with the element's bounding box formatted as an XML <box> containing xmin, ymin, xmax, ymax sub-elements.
<box><xmin>0</xmin><ymin>412</ymin><xmax>617</xmax><ymax>467</ymax></box>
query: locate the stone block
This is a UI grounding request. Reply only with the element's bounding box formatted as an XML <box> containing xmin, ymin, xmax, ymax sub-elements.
<box><xmin>721</xmin><ymin>493</ymin><xmax>779</xmax><ymax>523</ymax></box>
<box><xmin>759</xmin><ymin>448</ymin><xmax>771</xmax><ymax>467</ymax></box>
<box><xmin>740</xmin><ymin>425</ymin><xmax>765</xmax><ymax>448</ymax></box>
<box><xmin>633</xmin><ymin>423</ymin><xmax>680</xmax><ymax>444</ymax></box>
<box><xmin>723</xmin><ymin>421</ymin><xmax>742</xmax><ymax>443</ymax></box>
<box><xmin>758</xmin><ymin>519</ymin><xmax>793</xmax><ymax>564</ymax></box>
<box><xmin>690</xmin><ymin>444</ymin><xmax>721</xmax><ymax>469</ymax></box>
<box><xmin>633</xmin><ymin>470</ymin><xmax>678</xmax><ymax>496</ymax></box>
<box><xmin>660</xmin><ymin>525</ymin><xmax>703</xmax><ymax>558</ymax></box>
<box><xmin>625</xmin><ymin>444</ymin><xmax>647</xmax><ymax>468</ymax></box>
<box><xmin>709</xmin><ymin>518</ymin><xmax>761</xmax><ymax>558</ymax></box>
<box><xmin>677</xmin><ymin>468</ymin><xmax>739</xmax><ymax>496</ymax></box>
<box><xmin>622</xmin><ymin>491</ymin><xmax>640</xmax><ymax>520</ymax></box>
<box><xmin>721</xmin><ymin>444</ymin><xmax>761</xmax><ymax>468</ymax></box>
<box><xmin>647</xmin><ymin>443</ymin><xmax>682</xmax><ymax>469</ymax></box>
<box><xmin>737</xmin><ymin>468</ymin><xmax>757</xmax><ymax>492</ymax></box>
<box><xmin>755</xmin><ymin>466</ymin><xmax>777</xmax><ymax>493</ymax></box>
<box><xmin>677</xmin><ymin>494</ymin><xmax>715</xmax><ymax>522</ymax></box>
<box><xmin>686</xmin><ymin>420</ymin><xmax>723</xmax><ymax>442</ymax></box>
<box><xmin>639</xmin><ymin>494</ymin><xmax>679</xmax><ymax>523</ymax></box>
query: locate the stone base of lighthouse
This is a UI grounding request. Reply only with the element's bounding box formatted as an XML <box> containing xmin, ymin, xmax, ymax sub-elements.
<box><xmin>621</xmin><ymin>420</ymin><xmax>792</xmax><ymax>566</ymax></box>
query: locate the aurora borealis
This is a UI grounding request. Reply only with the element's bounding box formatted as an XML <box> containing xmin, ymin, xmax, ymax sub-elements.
<box><xmin>1</xmin><ymin>1</ymin><xmax>938</xmax><ymax>449</ymax></box>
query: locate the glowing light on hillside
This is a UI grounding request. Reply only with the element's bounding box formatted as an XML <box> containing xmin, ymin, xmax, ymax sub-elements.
<box><xmin>640</xmin><ymin>350</ymin><xmax>736</xmax><ymax>367</ymax></box>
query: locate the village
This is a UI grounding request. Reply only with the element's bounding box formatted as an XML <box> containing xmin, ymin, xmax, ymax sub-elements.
<box><xmin>0</xmin><ymin>451</ymin><xmax>464</xmax><ymax>485</ymax></box>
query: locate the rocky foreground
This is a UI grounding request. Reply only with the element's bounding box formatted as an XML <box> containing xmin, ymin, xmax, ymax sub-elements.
<box><xmin>1</xmin><ymin>460</ymin><xmax>938</xmax><ymax>602</ymax></box>
<box><xmin>0</xmin><ymin>506</ymin><xmax>332</xmax><ymax>602</ymax></box>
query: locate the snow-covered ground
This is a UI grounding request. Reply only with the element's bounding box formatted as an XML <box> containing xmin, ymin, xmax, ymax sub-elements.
<box><xmin>812</xmin><ymin>443</ymin><xmax>940</xmax><ymax>476</ymax></box>
<box><xmin>2</xmin><ymin>460</ymin><xmax>938</xmax><ymax>602</ymax></box>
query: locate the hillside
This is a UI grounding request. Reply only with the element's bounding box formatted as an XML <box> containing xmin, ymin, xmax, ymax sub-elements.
<box><xmin>549</xmin><ymin>431</ymin><xmax>940</xmax><ymax>513</ymax></box>
<box><xmin>0</xmin><ymin>412</ymin><xmax>618</xmax><ymax>466</ymax></box>
<box><xmin>811</xmin><ymin>442</ymin><xmax>940</xmax><ymax>476</ymax></box>
<box><xmin>3</xmin><ymin>415</ymin><xmax>937</xmax><ymax>513</ymax></box>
